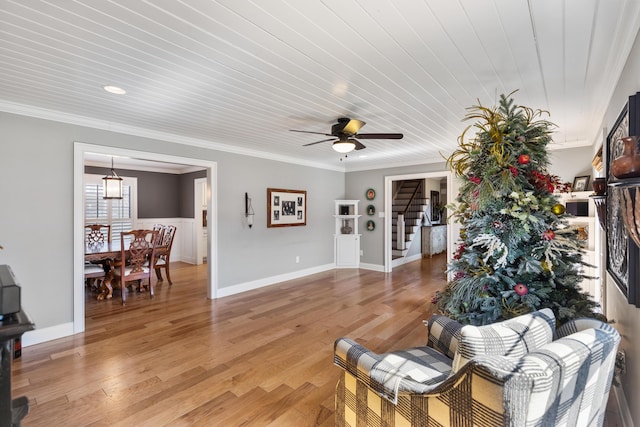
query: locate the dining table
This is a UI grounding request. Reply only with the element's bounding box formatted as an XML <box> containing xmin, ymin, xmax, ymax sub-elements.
<box><xmin>84</xmin><ymin>238</ymin><xmax>167</xmax><ymax>300</ymax></box>
<box><xmin>84</xmin><ymin>242</ymin><xmax>123</xmax><ymax>263</ymax></box>
<box><xmin>85</xmin><ymin>241</ymin><xmax>130</xmax><ymax>300</ymax></box>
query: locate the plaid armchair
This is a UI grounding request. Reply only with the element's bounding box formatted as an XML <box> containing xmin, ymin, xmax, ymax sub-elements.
<box><xmin>334</xmin><ymin>308</ymin><xmax>620</xmax><ymax>427</ymax></box>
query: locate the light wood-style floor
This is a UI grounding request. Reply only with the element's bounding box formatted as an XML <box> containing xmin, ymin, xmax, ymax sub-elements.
<box><xmin>14</xmin><ymin>256</ymin><xmax>448</xmax><ymax>426</ymax></box>
<box><xmin>13</xmin><ymin>256</ymin><xmax>622</xmax><ymax>427</ymax></box>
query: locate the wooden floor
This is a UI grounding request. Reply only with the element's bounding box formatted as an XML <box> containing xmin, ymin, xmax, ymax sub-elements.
<box><xmin>14</xmin><ymin>256</ymin><xmax>448</xmax><ymax>426</ymax></box>
<box><xmin>13</xmin><ymin>256</ymin><xmax>622</xmax><ymax>426</ymax></box>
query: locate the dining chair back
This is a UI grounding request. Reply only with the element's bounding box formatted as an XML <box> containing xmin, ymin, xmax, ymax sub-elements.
<box><xmin>154</xmin><ymin>225</ymin><xmax>177</xmax><ymax>285</ymax></box>
<box><xmin>84</xmin><ymin>224</ymin><xmax>112</xmax><ymax>291</ymax></box>
<box><xmin>152</xmin><ymin>223</ymin><xmax>165</xmax><ymax>246</ymax></box>
<box><xmin>114</xmin><ymin>229</ymin><xmax>159</xmax><ymax>305</ymax></box>
<box><xmin>85</xmin><ymin>224</ymin><xmax>111</xmax><ymax>245</ymax></box>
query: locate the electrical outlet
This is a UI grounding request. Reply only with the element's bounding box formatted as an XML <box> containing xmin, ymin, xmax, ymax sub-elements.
<box><xmin>295</xmin><ymin>256</ymin><xmax>300</xmax><ymax>263</ymax></box>
<box><xmin>360</xmin><ymin>250</ymin><xmax>363</xmax><ymax>256</ymax></box>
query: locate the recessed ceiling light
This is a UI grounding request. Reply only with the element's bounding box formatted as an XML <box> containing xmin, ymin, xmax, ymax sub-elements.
<box><xmin>103</xmin><ymin>85</ymin><xmax>126</xmax><ymax>95</ymax></box>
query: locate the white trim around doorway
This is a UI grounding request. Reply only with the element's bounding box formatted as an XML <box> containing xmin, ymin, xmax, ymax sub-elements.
<box><xmin>73</xmin><ymin>142</ymin><xmax>218</xmax><ymax>334</ymax></box>
<box><xmin>384</xmin><ymin>171</ymin><xmax>453</xmax><ymax>273</ymax></box>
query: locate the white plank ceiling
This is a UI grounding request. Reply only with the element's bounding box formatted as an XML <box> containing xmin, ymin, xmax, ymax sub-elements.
<box><xmin>1</xmin><ymin>0</ymin><xmax>639</xmax><ymax>171</ymax></box>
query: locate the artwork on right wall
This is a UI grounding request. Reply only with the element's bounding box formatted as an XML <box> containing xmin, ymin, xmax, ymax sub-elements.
<box><xmin>606</xmin><ymin>92</ymin><xmax>640</xmax><ymax>307</ymax></box>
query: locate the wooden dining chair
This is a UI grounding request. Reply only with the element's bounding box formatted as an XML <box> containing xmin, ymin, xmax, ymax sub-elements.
<box><xmin>84</xmin><ymin>224</ymin><xmax>112</xmax><ymax>289</ymax></box>
<box><xmin>154</xmin><ymin>225</ymin><xmax>177</xmax><ymax>285</ymax></box>
<box><xmin>152</xmin><ymin>223</ymin><xmax>165</xmax><ymax>246</ymax></box>
<box><xmin>113</xmin><ymin>229</ymin><xmax>159</xmax><ymax>305</ymax></box>
<box><xmin>85</xmin><ymin>224</ymin><xmax>112</xmax><ymax>245</ymax></box>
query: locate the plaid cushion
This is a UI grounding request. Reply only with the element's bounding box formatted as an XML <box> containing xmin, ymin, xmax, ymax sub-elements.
<box><xmin>452</xmin><ymin>308</ymin><xmax>555</xmax><ymax>373</ymax></box>
<box><xmin>554</xmin><ymin>317</ymin><xmax>616</xmax><ymax>339</ymax></box>
<box><xmin>472</xmin><ymin>324</ymin><xmax>620</xmax><ymax>426</ymax></box>
<box><xmin>423</xmin><ymin>314</ymin><xmax>463</xmax><ymax>358</ymax></box>
<box><xmin>334</xmin><ymin>338</ymin><xmax>452</xmax><ymax>404</ymax></box>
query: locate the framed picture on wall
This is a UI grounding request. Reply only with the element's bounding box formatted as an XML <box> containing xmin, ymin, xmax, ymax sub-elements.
<box><xmin>431</xmin><ymin>190</ymin><xmax>440</xmax><ymax>222</ymax></box>
<box><xmin>606</xmin><ymin>93</ymin><xmax>640</xmax><ymax>307</ymax></box>
<box><xmin>267</xmin><ymin>188</ymin><xmax>307</xmax><ymax>227</ymax></box>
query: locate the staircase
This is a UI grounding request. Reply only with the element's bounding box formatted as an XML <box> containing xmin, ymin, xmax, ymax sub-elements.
<box><xmin>392</xmin><ymin>180</ymin><xmax>429</xmax><ymax>260</ymax></box>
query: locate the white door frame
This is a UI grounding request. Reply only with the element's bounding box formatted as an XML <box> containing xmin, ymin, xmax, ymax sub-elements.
<box><xmin>194</xmin><ymin>178</ymin><xmax>207</xmax><ymax>265</ymax></box>
<box><xmin>384</xmin><ymin>171</ymin><xmax>453</xmax><ymax>273</ymax></box>
<box><xmin>74</xmin><ymin>142</ymin><xmax>218</xmax><ymax>334</ymax></box>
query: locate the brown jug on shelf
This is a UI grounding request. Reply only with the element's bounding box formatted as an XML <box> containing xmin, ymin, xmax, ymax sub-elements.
<box><xmin>592</xmin><ymin>177</ymin><xmax>606</xmax><ymax>195</ymax></box>
<box><xmin>612</xmin><ymin>136</ymin><xmax>640</xmax><ymax>179</ymax></box>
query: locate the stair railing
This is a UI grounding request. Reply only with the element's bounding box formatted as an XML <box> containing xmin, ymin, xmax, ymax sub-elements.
<box><xmin>394</xmin><ymin>180</ymin><xmax>424</xmax><ymax>250</ymax></box>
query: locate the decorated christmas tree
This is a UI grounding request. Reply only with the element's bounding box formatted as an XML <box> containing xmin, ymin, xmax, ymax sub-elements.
<box><xmin>435</xmin><ymin>93</ymin><xmax>603</xmax><ymax>326</ymax></box>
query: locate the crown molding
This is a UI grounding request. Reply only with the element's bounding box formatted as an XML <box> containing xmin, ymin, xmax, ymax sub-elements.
<box><xmin>0</xmin><ymin>100</ymin><xmax>345</xmax><ymax>173</ymax></box>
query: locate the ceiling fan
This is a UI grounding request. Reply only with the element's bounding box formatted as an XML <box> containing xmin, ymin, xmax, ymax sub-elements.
<box><xmin>290</xmin><ymin>117</ymin><xmax>403</xmax><ymax>153</ymax></box>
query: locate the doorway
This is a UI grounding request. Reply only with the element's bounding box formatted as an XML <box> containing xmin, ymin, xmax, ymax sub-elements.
<box><xmin>383</xmin><ymin>171</ymin><xmax>457</xmax><ymax>273</ymax></box>
<box><xmin>74</xmin><ymin>142</ymin><xmax>218</xmax><ymax>334</ymax></box>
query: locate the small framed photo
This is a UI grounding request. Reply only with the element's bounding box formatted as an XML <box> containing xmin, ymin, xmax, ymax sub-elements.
<box><xmin>267</xmin><ymin>188</ymin><xmax>306</xmax><ymax>227</ymax></box>
<box><xmin>366</xmin><ymin>188</ymin><xmax>376</xmax><ymax>200</ymax></box>
<box><xmin>572</xmin><ymin>175</ymin><xmax>590</xmax><ymax>192</ymax></box>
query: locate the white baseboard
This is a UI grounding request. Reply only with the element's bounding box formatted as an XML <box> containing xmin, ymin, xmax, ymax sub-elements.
<box><xmin>22</xmin><ymin>322</ymin><xmax>74</xmax><ymax>347</ymax></box>
<box><xmin>392</xmin><ymin>253</ymin><xmax>423</xmax><ymax>268</ymax></box>
<box><xmin>181</xmin><ymin>255</ymin><xmax>197</xmax><ymax>264</ymax></box>
<box><xmin>359</xmin><ymin>262</ymin><xmax>385</xmax><ymax>272</ymax></box>
<box><xmin>612</xmin><ymin>385</ymin><xmax>634</xmax><ymax>427</ymax></box>
<box><xmin>216</xmin><ymin>263</ymin><xmax>335</xmax><ymax>298</ymax></box>
<box><xmin>403</xmin><ymin>253</ymin><xmax>423</xmax><ymax>263</ymax></box>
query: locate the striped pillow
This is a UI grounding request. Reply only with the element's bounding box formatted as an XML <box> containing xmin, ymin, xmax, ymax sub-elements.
<box><xmin>452</xmin><ymin>308</ymin><xmax>555</xmax><ymax>373</ymax></box>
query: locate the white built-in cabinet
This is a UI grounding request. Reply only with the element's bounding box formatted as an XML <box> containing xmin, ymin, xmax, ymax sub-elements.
<box><xmin>334</xmin><ymin>200</ymin><xmax>361</xmax><ymax>268</ymax></box>
<box><xmin>556</xmin><ymin>191</ymin><xmax>599</xmax><ymax>302</ymax></box>
<box><xmin>421</xmin><ymin>225</ymin><xmax>448</xmax><ymax>257</ymax></box>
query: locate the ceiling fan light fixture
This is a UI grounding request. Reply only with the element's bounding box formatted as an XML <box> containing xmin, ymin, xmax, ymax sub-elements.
<box><xmin>332</xmin><ymin>139</ymin><xmax>355</xmax><ymax>153</ymax></box>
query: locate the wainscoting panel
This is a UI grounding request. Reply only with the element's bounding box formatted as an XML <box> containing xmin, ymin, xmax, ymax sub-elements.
<box><xmin>136</xmin><ymin>218</ymin><xmax>197</xmax><ymax>264</ymax></box>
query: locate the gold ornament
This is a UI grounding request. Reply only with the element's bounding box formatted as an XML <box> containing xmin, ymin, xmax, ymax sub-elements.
<box><xmin>541</xmin><ymin>260</ymin><xmax>553</xmax><ymax>272</ymax></box>
<box><xmin>552</xmin><ymin>203</ymin><xmax>565</xmax><ymax>215</ymax></box>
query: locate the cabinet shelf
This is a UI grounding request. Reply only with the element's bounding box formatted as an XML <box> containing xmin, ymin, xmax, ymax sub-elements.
<box><xmin>335</xmin><ymin>200</ymin><xmax>360</xmax><ymax>268</ymax></box>
<box><xmin>556</xmin><ymin>192</ymin><xmax>599</xmax><ymax>299</ymax></box>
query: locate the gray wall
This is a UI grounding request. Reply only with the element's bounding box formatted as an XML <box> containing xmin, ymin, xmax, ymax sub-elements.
<box><xmin>0</xmin><ymin>112</ymin><xmax>343</xmax><ymax>332</ymax></box>
<box><xmin>593</xmin><ymin>28</ymin><xmax>640</xmax><ymax>422</ymax></box>
<box><xmin>346</xmin><ymin>162</ymin><xmax>449</xmax><ymax>266</ymax></box>
<box><xmin>85</xmin><ymin>165</ymin><xmax>206</xmax><ymax>218</ymax></box>
<box><xmin>548</xmin><ymin>147</ymin><xmax>596</xmax><ymax>190</ymax></box>
<box><xmin>180</xmin><ymin>170</ymin><xmax>207</xmax><ymax>218</ymax></box>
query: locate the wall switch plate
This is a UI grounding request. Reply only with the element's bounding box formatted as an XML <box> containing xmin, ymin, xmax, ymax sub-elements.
<box><xmin>295</xmin><ymin>256</ymin><xmax>299</xmax><ymax>263</ymax></box>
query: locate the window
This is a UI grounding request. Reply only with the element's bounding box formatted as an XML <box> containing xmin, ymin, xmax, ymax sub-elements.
<box><xmin>84</xmin><ymin>174</ymin><xmax>137</xmax><ymax>243</ymax></box>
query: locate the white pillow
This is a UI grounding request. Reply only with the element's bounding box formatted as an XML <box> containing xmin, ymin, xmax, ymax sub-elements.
<box><xmin>452</xmin><ymin>308</ymin><xmax>555</xmax><ymax>373</ymax></box>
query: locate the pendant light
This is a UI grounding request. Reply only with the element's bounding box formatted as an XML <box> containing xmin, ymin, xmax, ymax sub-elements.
<box><xmin>102</xmin><ymin>157</ymin><xmax>123</xmax><ymax>199</ymax></box>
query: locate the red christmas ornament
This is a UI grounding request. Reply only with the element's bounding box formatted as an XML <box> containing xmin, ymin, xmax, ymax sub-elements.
<box><xmin>542</xmin><ymin>230</ymin><xmax>556</xmax><ymax>241</ymax></box>
<box><xmin>510</xmin><ymin>166</ymin><xmax>519</xmax><ymax>176</ymax></box>
<box><xmin>518</xmin><ymin>154</ymin><xmax>530</xmax><ymax>165</ymax></box>
<box><xmin>514</xmin><ymin>284</ymin><xmax>529</xmax><ymax>296</ymax></box>
<box><xmin>470</xmin><ymin>176</ymin><xmax>481</xmax><ymax>184</ymax></box>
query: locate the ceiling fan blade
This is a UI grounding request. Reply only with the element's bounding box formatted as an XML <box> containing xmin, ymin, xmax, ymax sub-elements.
<box><xmin>355</xmin><ymin>133</ymin><xmax>403</xmax><ymax>139</ymax></box>
<box><xmin>303</xmin><ymin>138</ymin><xmax>335</xmax><ymax>147</ymax></box>
<box><xmin>341</xmin><ymin>119</ymin><xmax>366</xmax><ymax>135</ymax></box>
<box><xmin>353</xmin><ymin>139</ymin><xmax>366</xmax><ymax>150</ymax></box>
<box><xmin>290</xmin><ymin>129</ymin><xmax>333</xmax><ymax>137</ymax></box>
